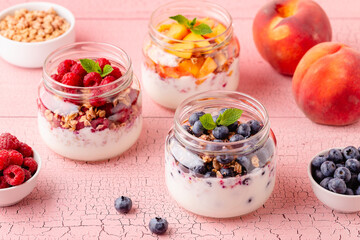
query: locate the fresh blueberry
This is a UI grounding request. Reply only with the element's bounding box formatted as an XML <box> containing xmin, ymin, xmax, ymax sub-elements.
<box><xmin>189</xmin><ymin>112</ymin><xmax>205</xmax><ymax>126</ymax></box>
<box><xmin>311</xmin><ymin>155</ymin><xmax>327</xmax><ymax>168</ymax></box>
<box><xmin>182</xmin><ymin>124</ymin><xmax>192</xmax><ymax>134</ymax></box>
<box><xmin>319</xmin><ymin>177</ymin><xmax>332</xmax><ymax>189</ymax></box>
<box><xmin>220</xmin><ymin>168</ymin><xmax>234</xmax><ymax>178</ymax></box>
<box><xmin>227</xmin><ymin>121</ymin><xmax>239</xmax><ymax>132</ymax></box>
<box><xmin>358</xmin><ymin>172</ymin><xmax>360</xmax><ymax>183</ymax></box>
<box><xmin>247</xmin><ymin>120</ymin><xmax>262</xmax><ymax>134</ymax></box>
<box><xmin>212</xmin><ymin>115</ymin><xmax>219</xmax><ymax>123</ymax></box>
<box><xmin>342</xmin><ymin>146</ymin><xmax>360</xmax><ymax>160</ymax></box>
<box><xmin>149</xmin><ymin>217</ymin><xmax>168</xmax><ymax>235</ymax></box>
<box><xmin>229</xmin><ymin>134</ymin><xmax>245</xmax><ymax>142</ymax></box>
<box><xmin>334</xmin><ymin>167</ymin><xmax>351</xmax><ymax>182</ymax></box>
<box><xmin>204</xmin><ymin>171</ymin><xmax>216</xmax><ymax>178</ymax></box>
<box><xmin>237</xmin><ymin>123</ymin><xmax>251</xmax><ymax>138</ymax></box>
<box><xmin>314</xmin><ymin>169</ymin><xmax>325</xmax><ymax>182</ymax></box>
<box><xmin>328</xmin><ymin>178</ymin><xmax>347</xmax><ymax>194</ymax></box>
<box><xmin>206</xmin><ymin>139</ymin><xmax>223</xmax><ymax>151</ymax></box>
<box><xmin>216</xmin><ymin>155</ymin><xmax>234</xmax><ymax>164</ymax></box>
<box><xmin>345</xmin><ymin>158</ymin><xmax>360</xmax><ymax>173</ymax></box>
<box><xmin>114</xmin><ymin>196</ymin><xmax>132</xmax><ymax>214</ymax></box>
<box><xmin>219</xmin><ymin>108</ymin><xmax>228</xmax><ymax>115</ymax></box>
<box><xmin>236</xmin><ymin>156</ymin><xmax>251</xmax><ymax>171</ymax></box>
<box><xmin>192</xmin><ymin>120</ymin><xmax>204</xmax><ymax>137</ymax></box>
<box><xmin>347</xmin><ymin>174</ymin><xmax>359</xmax><ymax>189</ymax></box>
<box><xmin>213</xmin><ymin>126</ymin><xmax>229</xmax><ymax>139</ymax></box>
<box><xmin>320</xmin><ymin>161</ymin><xmax>336</xmax><ymax>177</ymax></box>
<box><xmin>356</xmin><ymin>186</ymin><xmax>360</xmax><ymax>195</ymax></box>
<box><xmin>192</xmin><ymin>165</ymin><xmax>207</xmax><ymax>175</ymax></box>
<box><xmin>327</xmin><ymin>149</ymin><xmax>343</xmax><ymax>163</ymax></box>
<box><xmin>346</xmin><ymin>188</ymin><xmax>354</xmax><ymax>195</ymax></box>
<box><xmin>336</xmin><ymin>163</ymin><xmax>345</xmax><ymax>168</ymax></box>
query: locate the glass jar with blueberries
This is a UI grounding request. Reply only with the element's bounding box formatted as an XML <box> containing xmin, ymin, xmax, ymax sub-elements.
<box><xmin>165</xmin><ymin>90</ymin><xmax>277</xmax><ymax>218</ymax></box>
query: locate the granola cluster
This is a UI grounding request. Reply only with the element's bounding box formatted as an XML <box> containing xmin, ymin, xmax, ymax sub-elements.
<box><xmin>0</xmin><ymin>8</ymin><xmax>70</xmax><ymax>42</ymax></box>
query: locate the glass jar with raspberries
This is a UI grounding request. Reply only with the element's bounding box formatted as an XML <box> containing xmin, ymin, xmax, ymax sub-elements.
<box><xmin>165</xmin><ymin>90</ymin><xmax>277</xmax><ymax>218</ymax></box>
<box><xmin>142</xmin><ymin>1</ymin><xmax>240</xmax><ymax>109</ymax></box>
<box><xmin>38</xmin><ymin>42</ymin><xmax>142</xmax><ymax>161</ymax></box>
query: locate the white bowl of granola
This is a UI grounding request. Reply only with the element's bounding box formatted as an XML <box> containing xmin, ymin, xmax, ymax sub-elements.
<box><xmin>0</xmin><ymin>2</ymin><xmax>75</xmax><ymax>68</ymax></box>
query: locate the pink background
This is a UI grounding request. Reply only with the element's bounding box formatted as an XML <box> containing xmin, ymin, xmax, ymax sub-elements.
<box><xmin>1</xmin><ymin>0</ymin><xmax>360</xmax><ymax>239</ymax></box>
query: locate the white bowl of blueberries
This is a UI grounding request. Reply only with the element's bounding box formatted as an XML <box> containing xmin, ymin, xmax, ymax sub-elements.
<box><xmin>308</xmin><ymin>146</ymin><xmax>360</xmax><ymax>213</ymax></box>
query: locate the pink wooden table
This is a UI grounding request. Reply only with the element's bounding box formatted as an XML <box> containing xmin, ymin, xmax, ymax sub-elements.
<box><xmin>1</xmin><ymin>0</ymin><xmax>360</xmax><ymax>239</ymax></box>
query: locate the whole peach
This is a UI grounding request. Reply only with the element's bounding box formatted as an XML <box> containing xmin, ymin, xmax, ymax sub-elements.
<box><xmin>292</xmin><ymin>42</ymin><xmax>360</xmax><ymax>126</ymax></box>
<box><xmin>253</xmin><ymin>0</ymin><xmax>332</xmax><ymax>75</ymax></box>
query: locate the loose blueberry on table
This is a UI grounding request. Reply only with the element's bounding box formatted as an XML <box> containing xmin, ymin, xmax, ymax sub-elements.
<box><xmin>149</xmin><ymin>217</ymin><xmax>168</xmax><ymax>235</ymax></box>
<box><xmin>311</xmin><ymin>146</ymin><xmax>360</xmax><ymax>195</ymax></box>
<box><xmin>0</xmin><ymin>133</ymin><xmax>37</xmax><ymax>189</ymax></box>
<box><xmin>114</xmin><ymin>196</ymin><xmax>132</xmax><ymax>214</ymax></box>
<box><xmin>180</xmin><ymin>108</ymin><xmax>264</xmax><ymax>178</ymax></box>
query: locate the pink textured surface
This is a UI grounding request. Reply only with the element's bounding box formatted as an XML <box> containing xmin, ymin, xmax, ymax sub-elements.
<box><xmin>0</xmin><ymin>0</ymin><xmax>360</xmax><ymax>239</ymax></box>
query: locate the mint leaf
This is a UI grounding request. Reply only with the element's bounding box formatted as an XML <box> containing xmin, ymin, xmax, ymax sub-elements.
<box><xmin>191</xmin><ymin>23</ymin><xmax>213</xmax><ymax>35</ymax></box>
<box><xmin>80</xmin><ymin>59</ymin><xmax>101</xmax><ymax>74</ymax></box>
<box><xmin>169</xmin><ymin>15</ymin><xmax>190</xmax><ymax>28</ymax></box>
<box><xmin>190</xmin><ymin>17</ymin><xmax>197</xmax><ymax>28</ymax></box>
<box><xmin>216</xmin><ymin>114</ymin><xmax>222</xmax><ymax>125</ymax></box>
<box><xmin>101</xmin><ymin>64</ymin><xmax>113</xmax><ymax>78</ymax></box>
<box><xmin>199</xmin><ymin>113</ymin><xmax>216</xmax><ymax>130</ymax></box>
<box><xmin>218</xmin><ymin>108</ymin><xmax>243</xmax><ymax>126</ymax></box>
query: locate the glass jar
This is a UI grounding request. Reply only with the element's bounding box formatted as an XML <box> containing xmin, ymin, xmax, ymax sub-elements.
<box><xmin>165</xmin><ymin>91</ymin><xmax>277</xmax><ymax>218</ymax></box>
<box><xmin>142</xmin><ymin>1</ymin><xmax>240</xmax><ymax>109</ymax></box>
<box><xmin>38</xmin><ymin>42</ymin><xmax>142</xmax><ymax>161</ymax></box>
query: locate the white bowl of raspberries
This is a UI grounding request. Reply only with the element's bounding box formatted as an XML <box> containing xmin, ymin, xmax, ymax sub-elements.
<box><xmin>308</xmin><ymin>146</ymin><xmax>360</xmax><ymax>213</ymax></box>
<box><xmin>0</xmin><ymin>133</ymin><xmax>41</xmax><ymax>207</ymax></box>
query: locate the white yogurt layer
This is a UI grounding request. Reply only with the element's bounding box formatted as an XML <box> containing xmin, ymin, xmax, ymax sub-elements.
<box><xmin>38</xmin><ymin>114</ymin><xmax>142</xmax><ymax>161</ymax></box>
<box><xmin>165</xmin><ymin>139</ymin><xmax>276</xmax><ymax>218</ymax></box>
<box><xmin>147</xmin><ymin>45</ymin><xmax>180</xmax><ymax>67</ymax></box>
<box><xmin>142</xmin><ymin>57</ymin><xmax>240</xmax><ymax>109</ymax></box>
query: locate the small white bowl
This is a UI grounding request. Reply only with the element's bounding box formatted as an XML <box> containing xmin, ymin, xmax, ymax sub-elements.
<box><xmin>0</xmin><ymin>2</ymin><xmax>75</xmax><ymax>68</ymax></box>
<box><xmin>0</xmin><ymin>150</ymin><xmax>42</xmax><ymax>207</ymax></box>
<box><xmin>308</xmin><ymin>148</ymin><xmax>360</xmax><ymax>213</ymax></box>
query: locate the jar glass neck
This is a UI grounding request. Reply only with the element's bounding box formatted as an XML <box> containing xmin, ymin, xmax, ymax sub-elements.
<box><xmin>173</xmin><ymin>91</ymin><xmax>270</xmax><ymax>155</ymax></box>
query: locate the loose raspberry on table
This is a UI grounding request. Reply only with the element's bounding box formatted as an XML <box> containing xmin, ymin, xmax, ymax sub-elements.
<box><xmin>0</xmin><ymin>150</ymin><xmax>10</xmax><ymax>171</ymax></box>
<box><xmin>24</xmin><ymin>169</ymin><xmax>32</xmax><ymax>182</ymax></box>
<box><xmin>70</xmin><ymin>63</ymin><xmax>87</xmax><ymax>79</ymax></box>
<box><xmin>23</xmin><ymin>158</ymin><xmax>38</xmax><ymax>175</ymax></box>
<box><xmin>110</xmin><ymin>66</ymin><xmax>122</xmax><ymax>79</ymax></box>
<box><xmin>51</xmin><ymin>74</ymin><xmax>63</xmax><ymax>82</ymax></box>
<box><xmin>57</xmin><ymin>59</ymin><xmax>76</xmax><ymax>75</ymax></box>
<box><xmin>84</xmin><ymin>72</ymin><xmax>102</xmax><ymax>87</ymax></box>
<box><xmin>0</xmin><ymin>176</ymin><xmax>9</xmax><ymax>189</ymax></box>
<box><xmin>8</xmin><ymin>150</ymin><xmax>23</xmax><ymax>166</ymax></box>
<box><xmin>17</xmin><ymin>142</ymin><xmax>33</xmax><ymax>158</ymax></box>
<box><xmin>96</xmin><ymin>58</ymin><xmax>111</xmax><ymax>70</ymax></box>
<box><xmin>4</xmin><ymin>165</ymin><xmax>25</xmax><ymax>186</ymax></box>
<box><xmin>0</xmin><ymin>133</ymin><xmax>20</xmax><ymax>150</ymax></box>
<box><xmin>100</xmin><ymin>76</ymin><xmax>116</xmax><ymax>85</ymax></box>
<box><xmin>62</xmin><ymin>72</ymin><xmax>82</xmax><ymax>87</ymax></box>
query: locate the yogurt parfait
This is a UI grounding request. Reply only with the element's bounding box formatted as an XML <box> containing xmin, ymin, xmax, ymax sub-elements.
<box><xmin>142</xmin><ymin>1</ymin><xmax>240</xmax><ymax>109</ymax></box>
<box><xmin>38</xmin><ymin>42</ymin><xmax>142</xmax><ymax>161</ymax></box>
<box><xmin>165</xmin><ymin>91</ymin><xmax>276</xmax><ymax>218</ymax></box>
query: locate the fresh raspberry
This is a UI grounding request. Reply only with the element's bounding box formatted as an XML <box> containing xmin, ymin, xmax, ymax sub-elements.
<box><xmin>7</xmin><ymin>150</ymin><xmax>23</xmax><ymax>166</ymax></box>
<box><xmin>51</xmin><ymin>74</ymin><xmax>63</xmax><ymax>82</ymax></box>
<box><xmin>17</xmin><ymin>142</ymin><xmax>33</xmax><ymax>158</ymax></box>
<box><xmin>91</xmin><ymin>118</ymin><xmax>110</xmax><ymax>131</ymax></box>
<box><xmin>0</xmin><ymin>133</ymin><xmax>20</xmax><ymax>150</ymax></box>
<box><xmin>89</xmin><ymin>90</ymin><xmax>107</xmax><ymax>107</ymax></box>
<box><xmin>57</xmin><ymin>59</ymin><xmax>76</xmax><ymax>75</ymax></box>
<box><xmin>74</xmin><ymin>115</ymin><xmax>85</xmax><ymax>131</ymax></box>
<box><xmin>110</xmin><ymin>67</ymin><xmax>122</xmax><ymax>79</ymax></box>
<box><xmin>100</xmin><ymin>76</ymin><xmax>116</xmax><ymax>85</ymax></box>
<box><xmin>0</xmin><ymin>150</ymin><xmax>10</xmax><ymax>171</ymax></box>
<box><xmin>24</xmin><ymin>169</ymin><xmax>32</xmax><ymax>182</ymax></box>
<box><xmin>71</xmin><ymin>63</ymin><xmax>87</xmax><ymax>79</ymax></box>
<box><xmin>0</xmin><ymin>176</ymin><xmax>9</xmax><ymax>189</ymax></box>
<box><xmin>96</xmin><ymin>58</ymin><xmax>111</xmax><ymax>70</ymax></box>
<box><xmin>4</xmin><ymin>165</ymin><xmax>25</xmax><ymax>186</ymax></box>
<box><xmin>84</xmin><ymin>72</ymin><xmax>102</xmax><ymax>87</ymax></box>
<box><xmin>62</xmin><ymin>72</ymin><xmax>82</xmax><ymax>86</ymax></box>
<box><xmin>23</xmin><ymin>157</ymin><xmax>38</xmax><ymax>175</ymax></box>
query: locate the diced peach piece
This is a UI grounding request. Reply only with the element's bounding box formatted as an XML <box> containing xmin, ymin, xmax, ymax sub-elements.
<box><xmin>178</xmin><ymin>58</ymin><xmax>205</xmax><ymax>77</ymax></box>
<box><xmin>214</xmin><ymin>52</ymin><xmax>227</xmax><ymax>67</ymax></box>
<box><xmin>204</xmin><ymin>23</ymin><xmax>227</xmax><ymax>43</ymax></box>
<box><xmin>196</xmin><ymin>17</ymin><xmax>215</xmax><ymax>28</ymax></box>
<box><xmin>166</xmin><ymin>43</ymin><xmax>195</xmax><ymax>58</ymax></box>
<box><xmin>166</xmin><ymin>23</ymin><xmax>189</xmax><ymax>40</ymax></box>
<box><xmin>183</xmin><ymin>32</ymin><xmax>210</xmax><ymax>48</ymax></box>
<box><xmin>157</xmin><ymin>24</ymin><xmax>172</xmax><ymax>32</ymax></box>
<box><xmin>197</xmin><ymin>57</ymin><xmax>217</xmax><ymax>79</ymax></box>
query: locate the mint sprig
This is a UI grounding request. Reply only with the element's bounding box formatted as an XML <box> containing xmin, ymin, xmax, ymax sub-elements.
<box><xmin>169</xmin><ymin>14</ymin><xmax>212</xmax><ymax>35</ymax></box>
<box><xmin>80</xmin><ymin>58</ymin><xmax>114</xmax><ymax>78</ymax></box>
<box><xmin>199</xmin><ymin>108</ymin><xmax>243</xmax><ymax>130</ymax></box>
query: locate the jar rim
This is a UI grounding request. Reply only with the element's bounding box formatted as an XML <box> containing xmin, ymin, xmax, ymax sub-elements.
<box><xmin>173</xmin><ymin>90</ymin><xmax>270</xmax><ymax>154</ymax></box>
<box><xmin>148</xmin><ymin>0</ymin><xmax>233</xmax><ymax>49</ymax></box>
<box><xmin>42</xmin><ymin>41</ymin><xmax>133</xmax><ymax>92</ymax></box>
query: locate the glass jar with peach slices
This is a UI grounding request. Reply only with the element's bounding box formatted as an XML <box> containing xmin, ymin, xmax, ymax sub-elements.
<box><xmin>38</xmin><ymin>42</ymin><xmax>142</xmax><ymax>161</ymax></box>
<box><xmin>142</xmin><ymin>1</ymin><xmax>240</xmax><ymax>109</ymax></box>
